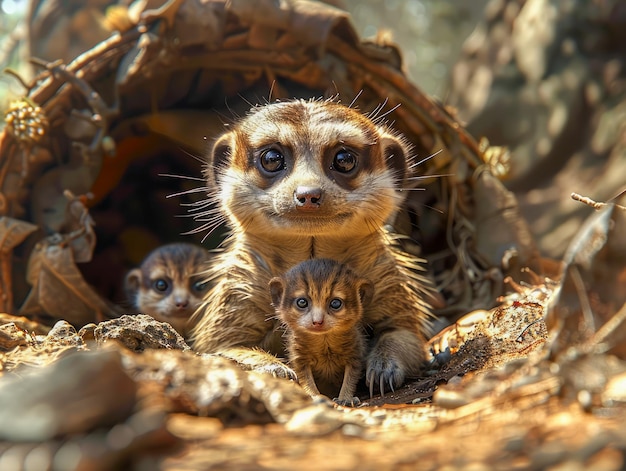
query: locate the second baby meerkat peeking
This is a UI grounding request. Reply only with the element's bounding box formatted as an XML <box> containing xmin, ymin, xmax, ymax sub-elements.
<box><xmin>125</xmin><ymin>242</ymin><xmax>211</xmax><ymax>337</ymax></box>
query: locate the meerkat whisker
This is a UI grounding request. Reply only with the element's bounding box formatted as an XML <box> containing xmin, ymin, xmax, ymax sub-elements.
<box><xmin>191</xmin><ymin>216</ymin><xmax>223</xmax><ymax>225</ymax></box>
<box><xmin>158</xmin><ymin>173</ymin><xmax>206</xmax><ymax>182</ymax></box>
<box><xmin>406</xmin><ymin>173</ymin><xmax>454</xmax><ymax>181</ymax></box>
<box><xmin>166</xmin><ymin>187</ymin><xmax>211</xmax><ymax>198</ymax></box>
<box><xmin>366</xmin><ymin>97</ymin><xmax>388</xmax><ymax>121</ymax></box>
<box><xmin>413</xmin><ymin>149</ymin><xmax>444</xmax><ymax>168</ymax></box>
<box><xmin>181</xmin><ymin>198</ymin><xmax>216</xmax><ymax>207</ymax></box>
<box><xmin>181</xmin><ymin>224</ymin><xmax>211</xmax><ymax>236</ymax></box>
<box><xmin>371</xmin><ymin>103</ymin><xmax>401</xmax><ymax>124</ymax></box>
<box><xmin>191</xmin><ymin>207</ymin><xmax>223</xmax><ymax>218</ymax></box>
<box><xmin>179</xmin><ymin>202</ymin><xmax>211</xmax><ymax>209</ymax></box>
<box><xmin>186</xmin><ymin>202</ymin><xmax>220</xmax><ymax>213</ymax></box>
<box><xmin>179</xmin><ymin>147</ymin><xmax>207</xmax><ymax>165</ymax></box>
<box><xmin>176</xmin><ymin>211</ymin><xmax>220</xmax><ymax>220</ymax></box>
<box><xmin>199</xmin><ymin>227</ymin><xmax>224</xmax><ymax>243</ymax></box>
<box><xmin>236</xmin><ymin>93</ymin><xmax>256</xmax><ymax>111</ymax></box>
<box><xmin>422</xmin><ymin>204</ymin><xmax>444</xmax><ymax>215</ymax></box>
<box><xmin>176</xmin><ymin>208</ymin><xmax>222</xmax><ymax>219</ymax></box>
<box><xmin>190</xmin><ymin>207</ymin><xmax>223</xmax><ymax>217</ymax></box>
<box><xmin>192</xmin><ymin>218</ymin><xmax>224</xmax><ymax>226</ymax></box>
<box><xmin>183</xmin><ymin>218</ymin><xmax>224</xmax><ymax>238</ymax></box>
<box><xmin>348</xmin><ymin>90</ymin><xmax>363</xmax><ymax>108</ymax></box>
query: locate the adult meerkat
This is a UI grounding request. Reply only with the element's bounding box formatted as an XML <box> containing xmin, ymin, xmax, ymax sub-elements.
<box><xmin>270</xmin><ymin>258</ymin><xmax>372</xmax><ymax>406</ymax></box>
<box><xmin>125</xmin><ymin>242</ymin><xmax>211</xmax><ymax>337</ymax></box>
<box><xmin>191</xmin><ymin>99</ymin><xmax>431</xmax><ymax>395</ymax></box>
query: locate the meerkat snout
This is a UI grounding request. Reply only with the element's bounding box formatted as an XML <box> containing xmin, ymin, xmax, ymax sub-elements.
<box><xmin>174</xmin><ymin>295</ymin><xmax>189</xmax><ymax>309</ymax></box>
<box><xmin>294</xmin><ymin>186</ymin><xmax>322</xmax><ymax>210</ymax></box>
<box><xmin>309</xmin><ymin>307</ymin><xmax>326</xmax><ymax>327</ymax></box>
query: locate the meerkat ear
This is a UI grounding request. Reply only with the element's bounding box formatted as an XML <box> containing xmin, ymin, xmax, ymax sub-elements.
<box><xmin>268</xmin><ymin>277</ymin><xmax>285</xmax><ymax>307</ymax></box>
<box><xmin>205</xmin><ymin>132</ymin><xmax>234</xmax><ymax>186</ymax></box>
<box><xmin>379</xmin><ymin>133</ymin><xmax>411</xmax><ymax>190</ymax></box>
<box><xmin>124</xmin><ymin>269</ymin><xmax>142</xmax><ymax>299</ymax></box>
<box><xmin>357</xmin><ymin>279</ymin><xmax>374</xmax><ymax>306</ymax></box>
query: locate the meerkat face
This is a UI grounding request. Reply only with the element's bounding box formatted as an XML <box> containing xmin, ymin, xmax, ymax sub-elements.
<box><xmin>206</xmin><ymin>100</ymin><xmax>412</xmax><ymax>237</ymax></box>
<box><xmin>269</xmin><ymin>259</ymin><xmax>373</xmax><ymax>334</ymax></box>
<box><xmin>125</xmin><ymin>243</ymin><xmax>211</xmax><ymax>334</ymax></box>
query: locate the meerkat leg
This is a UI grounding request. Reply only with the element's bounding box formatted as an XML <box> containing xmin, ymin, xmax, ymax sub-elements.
<box><xmin>297</xmin><ymin>365</ymin><xmax>322</xmax><ymax>397</ymax></box>
<box><xmin>334</xmin><ymin>364</ymin><xmax>361</xmax><ymax>407</ymax></box>
<box><xmin>366</xmin><ymin>328</ymin><xmax>425</xmax><ymax>398</ymax></box>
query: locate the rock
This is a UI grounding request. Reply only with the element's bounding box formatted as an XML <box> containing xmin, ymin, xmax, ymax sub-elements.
<box><xmin>93</xmin><ymin>315</ymin><xmax>191</xmax><ymax>352</ymax></box>
<box><xmin>0</xmin><ymin>323</ymin><xmax>30</xmax><ymax>351</ymax></box>
<box><xmin>0</xmin><ymin>349</ymin><xmax>137</xmax><ymax>441</ymax></box>
<box><xmin>123</xmin><ymin>349</ymin><xmax>312</xmax><ymax>424</ymax></box>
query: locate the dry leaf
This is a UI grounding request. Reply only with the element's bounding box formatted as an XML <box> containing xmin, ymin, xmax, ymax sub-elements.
<box><xmin>59</xmin><ymin>191</ymin><xmax>96</xmax><ymax>263</ymax></box>
<box><xmin>0</xmin><ymin>217</ymin><xmax>38</xmax><ymax>254</ymax></box>
<box><xmin>19</xmin><ymin>241</ymin><xmax>117</xmax><ymax>325</ymax></box>
<box><xmin>18</xmin><ymin>191</ymin><xmax>114</xmax><ymax>325</ymax></box>
<box><xmin>0</xmin><ymin>217</ymin><xmax>39</xmax><ymax>312</ymax></box>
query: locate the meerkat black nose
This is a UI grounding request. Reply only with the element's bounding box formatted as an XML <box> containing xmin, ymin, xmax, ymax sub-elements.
<box><xmin>294</xmin><ymin>186</ymin><xmax>322</xmax><ymax>210</ymax></box>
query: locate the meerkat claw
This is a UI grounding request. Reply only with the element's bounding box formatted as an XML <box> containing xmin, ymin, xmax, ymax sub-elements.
<box><xmin>256</xmin><ymin>362</ymin><xmax>298</xmax><ymax>382</ymax></box>
<box><xmin>368</xmin><ymin>370</ymin><xmax>375</xmax><ymax>398</ymax></box>
<box><xmin>333</xmin><ymin>396</ymin><xmax>361</xmax><ymax>407</ymax></box>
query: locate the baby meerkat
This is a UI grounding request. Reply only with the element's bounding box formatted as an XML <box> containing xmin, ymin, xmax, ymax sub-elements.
<box><xmin>191</xmin><ymin>99</ymin><xmax>432</xmax><ymax>395</ymax></box>
<box><xmin>125</xmin><ymin>242</ymin><xmax>211</xmax><ymax>336</ymax></box>
<box><xmin>270</xmin><ymin>258</ymin><xmax>373</xmax><ymax>406</ymax></box>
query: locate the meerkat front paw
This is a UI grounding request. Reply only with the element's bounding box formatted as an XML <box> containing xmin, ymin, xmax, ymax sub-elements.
<box><xmin>255</xmin><ymin>361</ymin><xmax>298</xmax><ymax>381</ymax></box>
<box><xmin>215</xmin><ymin>347</ymin><xmax>298</xmax><ymax>381</ymax></box>
<box><xmin>366</xmin><ymin>329</ymin><xmax>426</xmax><ymax>397</ymax></box>
<box><xmin>366</xmin><ymin>356</ymin><xmax>405</xmax><ymax>398</ymax></box>
<box><xmin>333</xmin><ymin>396</ymin><xmax>361</xmax><ymax>407</ymax></box>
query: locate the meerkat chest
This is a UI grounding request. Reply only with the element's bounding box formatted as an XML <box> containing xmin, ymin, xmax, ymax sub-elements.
<box><xmin>308</xmin><ymin>349</ymin><xmax>349</xmax><ymax>383</ymax></box>
<box><xmin>301</xmin><ymin>334</ymin><xmax>360</xmax><ymax>376</ymax></box>
<box><xmin>239</xmin><ymin>235</ymin><xmax>386</xmax><ymax>279</ymax></box>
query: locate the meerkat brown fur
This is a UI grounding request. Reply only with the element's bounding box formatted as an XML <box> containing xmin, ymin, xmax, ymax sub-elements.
<box><xmin>190</xmin><ymin>99</ymin><xmax>431</xmax><ymax>394</ymax></box>
<box><xmin>125</xmin><ymin>242</ymin><xmax>211</xmax><ymax>337</ymax></box>
<box><xmin>270</xmin><ymin>258</ymin><xmax>372</xmax><ymax>406</ymax></box>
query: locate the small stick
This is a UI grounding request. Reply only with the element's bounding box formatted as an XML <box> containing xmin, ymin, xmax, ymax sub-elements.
<box><xmin>571</xmin><ymin>192</ymin><xmax>626</xmax><ymax>211</ymax></box>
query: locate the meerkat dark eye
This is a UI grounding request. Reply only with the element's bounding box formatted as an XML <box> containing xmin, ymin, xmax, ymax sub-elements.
<box><xmin>329</xmin><ymin>298</ymin><xmax>343</xmax><ymax>310</ymax></box>
<box><xmin>295</xmin><ymin>297</ymin><xmax>309</xmax><ymax>309</ymax></box>
<box><xmin>192</xmin><ymin>280</ymin><xmax>209</xmax><ymax>293</ymax></box>
<box><xmin>332</xmin><ymin>149</ymin><xmax>356</xmax><ymax>173</ymax></box>
<box><xmin>153</xmin><ymin>279</ymin><xmax>169</xmax><ymax>292</ymax></box>
<box><xmin>260</xmin><ymin>148</ymin><xmax>285</xmax><ymax>173</ymax></box>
